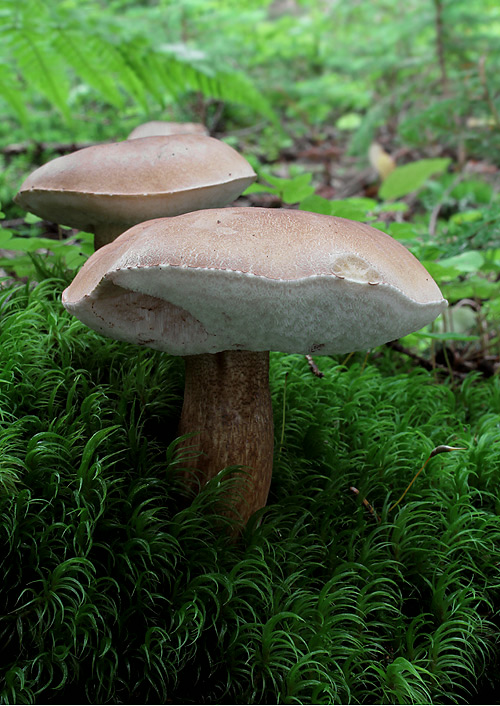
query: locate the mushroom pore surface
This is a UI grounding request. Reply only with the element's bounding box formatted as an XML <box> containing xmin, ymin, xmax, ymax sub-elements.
<box><xmin>62</xmin><ymin>207</ymin><xmax>447</xmax><ymax>356</ymax></box>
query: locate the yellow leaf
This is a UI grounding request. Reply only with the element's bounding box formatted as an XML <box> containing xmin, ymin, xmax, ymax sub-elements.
<box><xmin>369</xmin><ymin>142</ymin><xmax>396</xmax><ymax>180</ymax></box>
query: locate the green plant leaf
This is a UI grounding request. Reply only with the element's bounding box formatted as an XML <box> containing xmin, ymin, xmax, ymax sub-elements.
<box><xmin>438</xmin><ymin>251</ymin><xmax>485</xmax><ymax>273</ymax></box>
<box><xmin>330</xmin><ymin>198</ymin><xmax>377</xmax><ymax>220</ymax></box>
<box><xmin>387</xmin><ymin>223</ymin><xmax>417</xmax><ymax>240</ymax></box>
<box><xmin>300</xmin><ymin>196</ymin><xmax>377</xmax><ymax>221</ymax></box>
<box><xmin>249</xmin><ymin>172</ymin><xmax>315</xmax><ymax>203</ymax></box>
<box><xmin>299</xmin><ymin>195</ymin><xmax>333</xmax><ymax>215</ymax></box>
<box><xmin>379</xmin><ymin>158</ymin><xmax>451</xmax><ymax>200</ymax></box>
<box><xmin>24</xmin><ymin>213</ymin><xmax>43</xmax><ymax>225</ymax></box>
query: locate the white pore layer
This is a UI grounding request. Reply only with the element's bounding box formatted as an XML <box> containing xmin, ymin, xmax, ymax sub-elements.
<box><xmin>66</xmin><ymin>264</ymin><xmax>447</xmax><ymax>356</ymax></box>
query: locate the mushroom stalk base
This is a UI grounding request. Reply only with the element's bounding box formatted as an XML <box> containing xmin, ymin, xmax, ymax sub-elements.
<box><xmin>179</xmin><ymin>351</ymin><xmax>274</xmax><ymax>525</ymax></box>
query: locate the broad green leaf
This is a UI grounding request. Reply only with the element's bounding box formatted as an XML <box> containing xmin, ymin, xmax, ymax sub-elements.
<box><xmin>379</xmin><ymin>158</ymin><xmax>451</xmax><ymax>200</ymax></box>
<box><xmin>249</xmin><ymin>172</ymin><xmax>315</xmax><ymax>204</ymax></box>
<box><xmin>24</xmin><ymin>213</ymin><xmax>43</xmax><ymax>224</ymax></box>
<box><xmin>422</xmin><ymin>261</ymin><xmax>461</xmax><ymax>280</ymax></box>
<box><xmin>0</xmin><ymin>255</ymin><xmax>34</xmax><ymax>278</ymax></box>
<box><xmin>0</xmin><ymin>236</ymin><xmax>65</xmax><ymax>252</ymax></box>
<box><xmin>63</xmin><ymin>249</ymin><xmax>88</xmax><ymax>268</ymax></box>
<box><xmin>339</xmin><ymin>197</ymin><xmax>377</xmax><ymax>211</ymax></box>
<box><xmin>272</xmin><ymin>173</ymin><xmax>315</xmax><ymax>203</ymax></box>
<box><xmin>387</xmin><ymin>223</ymin><xmax>417</xmax><ymax>240</ymax></box>
<box><xmin>244</xmin><ymin>183</ymin><xmax>276</xmax><ymax>195</ymax></box>
<box><xmin>438</xmin><ymin>251</ymin><xmax>485</xmax><ymax>273</ymax></box>
<box><xmin>0</xmin><ymin>229</ymin><xmax>13</xmax><ymax>245</ymax></box>
<box><xmin>376</xmin><ymin>202</ymin><xmax>408</xmax><ymax>213</ymax></box>
<box><xmin>300</xmin><ymin>196</ymin><xmax>377</xmax><ymax>221</ymax></box>
<box><xmin>299</xmin><ymin>195</ymin><xmax>332</xmax><ymax>215</ymax></box>
<box><xmin>330</xmin><ymin>202</ymin><xmax>375</xmax><ymax>221</ymax></box>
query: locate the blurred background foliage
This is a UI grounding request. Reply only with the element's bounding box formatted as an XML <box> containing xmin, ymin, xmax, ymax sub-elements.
<box><xmin>1</xmin><ymin>0</ymin><xmax>500</xmax><ymax>151</ymax></box>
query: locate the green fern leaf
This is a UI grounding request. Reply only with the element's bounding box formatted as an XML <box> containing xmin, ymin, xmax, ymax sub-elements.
<box><xmin>51</xmin><ymin>29</ymin><xmax>126</xmax><ymax>109</ymax></box>
<box><xmin>0</xmin><ymin>62</ymin><xmax>29</xmax><ymax>125</ymax></box>
<box><xmin>122</xmin><ymin>51</ymin><xmax>167</xmax><ymax>108</ymax></box>
<box><xmin>152</xmin><ymin>50</ymin><xmax>279</xmax><ymax>124</ymax></box>
<box><xmin>11</xmin><ymin>30</ymin><xmax>71</xmax><ymax>122</ymax></box>
<box><xmin>112</xmin><ymin>42</ymin><xmax>150</xmax><ymax>112</ymax></box>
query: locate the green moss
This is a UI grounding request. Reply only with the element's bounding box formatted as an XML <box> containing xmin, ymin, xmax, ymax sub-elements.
<box><xmin>0</xmin><ymin>269</ymin><xmax>499</xmax><ymax>704</ymax></box>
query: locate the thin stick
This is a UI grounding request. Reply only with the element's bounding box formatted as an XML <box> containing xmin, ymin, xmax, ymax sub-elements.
<box><xmin>360</xmin><ymin>350</ymin><xmax>370</xmax><ymax>373</ymax></box>
<box><xmin>386</xmin><ymin>340</ymin><xmax>435</xmax><ymax>371</ymax></box>
<box><xmin>389</xmin><ymin>445</ymin><xmax>466</xmax><ymax>512</ymax></box>
<box><xmin>305</xmin><ymin>354</ymin><xmax>324</xmax><ymax>378</ymax></box>
<box><xmin>341</xmin><ymin>351</ymin><xmax>355</xmax><ymax>367</ymax></box>
<box><xmin>279</xmin><ymin>372</ymin><xmax>289</xmax><ymax>456</ymax></box>
<box><xmin>350</xmin><ymin>486</ymin><xmax>381</xmax><ymax>523</ymax></box>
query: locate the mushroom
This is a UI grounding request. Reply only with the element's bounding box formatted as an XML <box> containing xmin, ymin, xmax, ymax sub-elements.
<box><xmin>62</xmin><ymin>207</ymin><xmax>447</xmax><ymax>525</ymax></box>
<box><xmin>14</xmin><ymin>135</ymin><xmax>256</xmax><ymax>250</ymax></box>
<box><xmin>127</xmin><ymin>120</ymin><xmax>209</xmax><ymax>139</ymax></box>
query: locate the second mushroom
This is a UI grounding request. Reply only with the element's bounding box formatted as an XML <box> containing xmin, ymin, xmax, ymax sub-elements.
<box><xmin>14</xmin><ymin>135</ymin><xmax>256</xmax><ymax>250</ymax></box>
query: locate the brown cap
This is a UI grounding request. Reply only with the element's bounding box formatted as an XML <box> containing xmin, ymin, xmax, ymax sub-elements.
<box><xmin>62</xmin><ymin>207</ymin><xmax>447</xmax><ymax>355</ymax></box>
<box><xmin>15</xmin><ymin>136</ymin><xmax>256</xmax><ymax>246</ymax></box>
<box><xmin>128</xmin><ymin>121</ymin><xmax>209</xmax><ymax>139</ymax></box>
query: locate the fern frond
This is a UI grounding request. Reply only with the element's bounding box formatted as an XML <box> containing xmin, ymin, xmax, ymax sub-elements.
<box><xmin>1</xmin><ymin>3</ymin><xmax>279</xmax><ymax>127</ymax></box>
<box><xmin>129</xmin><ymin>44</ymin><xmax>279</xmax><ymax>124</ymax></box>
<box><xmin>51</xmin><ymin>30</ymin><xmax>126</xmax><ymax>109</ymax></box>
<box><xmin>10</xmin><ymin>30</ymin><xmax>71</xmax><ymax>122</ymax></box>
<box><xmin>0</xmin><ymin>62</ymin><xmax>29</xmax><ymax>125</ymax></box>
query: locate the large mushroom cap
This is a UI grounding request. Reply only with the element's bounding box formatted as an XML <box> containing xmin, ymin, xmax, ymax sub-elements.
<box><xmin>62</xmin><ymin>207</ymin><xmax>447</xmax><ymax>356</ymax></box>
<box><xmin>14</xmin><ymin>135</ymin><xmax>256</xmax><ymax>233</ymax></box>
<box><xmin>128</xmin><ymin>120</ymin><xmax>209</xmax><ymax>139</ymax></box>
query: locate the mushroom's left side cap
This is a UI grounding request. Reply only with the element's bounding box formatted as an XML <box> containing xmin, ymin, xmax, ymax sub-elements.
<box><xmin>14</xmin><ymin>135</ymin><xmax>257</xmax><ymax>232</ymax></box>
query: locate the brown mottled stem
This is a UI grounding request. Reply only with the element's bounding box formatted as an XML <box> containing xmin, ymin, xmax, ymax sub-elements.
<box><xmin>178</xmin><ymin>350</ymin><xmax>274</xmax><ymax>525</ymax></box>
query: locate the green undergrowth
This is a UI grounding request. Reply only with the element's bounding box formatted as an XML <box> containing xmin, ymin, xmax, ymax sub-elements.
<box><xmin>0</xmin><ymin>268</ymin><xmax>499</xmax><ymax>704</ymax></box>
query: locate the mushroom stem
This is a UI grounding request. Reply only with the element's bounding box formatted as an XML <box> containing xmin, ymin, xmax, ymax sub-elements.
<box><xmin>93</xmin><ymin>223</ymin><xmax>129</xmax><ymax>250</ymax></box>
<box><xmin>179</xmin><ymin>350</ymin><xmax>274</xmax><ymax>524</ymax></box>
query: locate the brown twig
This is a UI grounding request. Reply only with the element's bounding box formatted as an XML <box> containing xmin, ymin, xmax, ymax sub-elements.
<box><xmin>385</xmin><ymin>340</ymin><xmax>436</xmax><ymax>371</ymax></box>
<box><xmin>350</xmin><ymin>486</ymin><xmax>381</xmax><ymax>523</ymax></box>
<box><xmin>305</xmin><ymin>354</ymin><xmax>324</xmax><ymax>378</ymax></box>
